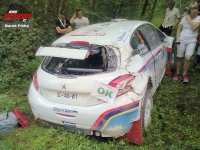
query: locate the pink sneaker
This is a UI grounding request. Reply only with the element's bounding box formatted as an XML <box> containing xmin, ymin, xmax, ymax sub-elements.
<box><xmin>173</xmin><ymin>74</ymin><xmax>179</xmax><ymax>80</ymax></box>
<box><xmin>182</xmin><ymin>75</ymin><xmax>189</xmax><ymax>83</ymax></box>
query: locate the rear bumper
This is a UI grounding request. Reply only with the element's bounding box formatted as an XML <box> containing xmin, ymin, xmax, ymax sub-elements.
<box><xmin>28</xmin><ymin>82</ymin><xmax>141</xmax><ymax>137</ymax></box>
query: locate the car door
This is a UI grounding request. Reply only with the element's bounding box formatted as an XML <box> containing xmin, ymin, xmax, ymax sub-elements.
<box><xmin>138</xmin><ymin>24</ymin><xmax>167</xmax><ymax>86</ymax></box>
<box><xmin>127</xmin><ymin>29</ymin><xmax>156</xmax><ymax>90</ymax></box>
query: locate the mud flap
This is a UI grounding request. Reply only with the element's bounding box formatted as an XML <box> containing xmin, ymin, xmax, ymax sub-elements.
<box><xmin>119</xmin><ymin>73</ymin><xmax>149</xmax><ymax>145</ymax></box>
<box><xmin>120</xmin><ymin>108</ymin><xmax>143</xmax><ymax>145</ymax></box>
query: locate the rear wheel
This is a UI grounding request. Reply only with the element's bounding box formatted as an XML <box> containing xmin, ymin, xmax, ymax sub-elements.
<box><xmin>142</xmin><ymin>90</ymin><xmax>153</xmax><ymax>129</ymax></box>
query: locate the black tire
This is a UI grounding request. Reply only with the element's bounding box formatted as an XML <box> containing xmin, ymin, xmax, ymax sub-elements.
<box><xmin>142</xmin><ymin>90</ymin><xmax>153</xmax><ymax>129</ymax></box>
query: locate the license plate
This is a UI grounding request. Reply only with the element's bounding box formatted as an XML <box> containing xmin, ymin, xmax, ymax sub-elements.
<box><xmin>56</xmin><ymin>92</ymin><xmax>78</xmax><ymax>99</ymax></box>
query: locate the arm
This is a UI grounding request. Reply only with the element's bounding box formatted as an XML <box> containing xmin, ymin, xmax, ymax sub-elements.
<box><xmin>56</xmin><ymin>26</ymin><xmax>72</xmax><ymax>34</ymax></box>
<box><xmin>185</xmin><ymin>15</ymin><xmax>200</xmax><ymax>30</ymax></box>
<box><xmin>172</xmin><ymin>17</ymin><xmax>181</xmax><ymax>30</ymax></box>
<box><xmin>172</xmin><ymin>9</ymin><xmax>181</xmax><ymax>30</ymax></box>
<box><xmin>176</xmin><ymin>24</ymin><xmax>183</xmax><ymax>43</ymax></box>
<box><xmin>64</xmin><ymin>26</ymin><xmax>72</xmax><ymax>34</ymax></box>
<box><xmin>86</xmin><ymin>18</ymin><xmax>89</xmax><ymax>26</ymax></box>
<box><xmin>70</xmin><ymin>12</ymin><xmax>76</xmax><ymax>24</ymax></box>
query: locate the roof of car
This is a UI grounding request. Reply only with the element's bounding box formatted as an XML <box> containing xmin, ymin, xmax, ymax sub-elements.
<box><xmin>54</xmin><ymin>20</ymin><xmax>149</xmax><ymax>45</ymax></box>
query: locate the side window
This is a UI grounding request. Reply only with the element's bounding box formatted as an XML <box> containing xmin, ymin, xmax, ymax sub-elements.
<box><xmin>157</xmin><ymin>29</ymin><xmax>166</xmax><ymax>42</ymax></box>
<box><xmin>139</xmin><ymin>24</ymin><xmax>162</xmax><ymax>50</ymax></box>
<box><xmin>130</xmin><ymin>31</ymin><xmax>149</xmax><ymax>55</ymax></box>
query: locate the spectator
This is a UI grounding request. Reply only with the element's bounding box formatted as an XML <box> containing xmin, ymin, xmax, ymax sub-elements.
<box><xmin>196</xmin><ymin>0</ymin><xmax>200</xmax><ymax>15</ymax></box>
<box><xmin>173</xmin><ymin>2</ymin><xmax>200</xmax><ymax>83</ymax></box>
<box><xmin>159</xmin><ymin>0</ymin><xmax>181</xmax><ymax>36</ymax></box>
<box><xmin>191</xmin><ymin>34</ymin><xmax>200</xmax><ymax>71</ymax></box>
<box><xmin>70</xmin><ymin>9</ymin><xmax>89</xmax><ymax>29</ymax></box>
<box><xmin>55</xmin><ymin>11</ymin><xmax>72</xmax><ymax>39</ymax></box>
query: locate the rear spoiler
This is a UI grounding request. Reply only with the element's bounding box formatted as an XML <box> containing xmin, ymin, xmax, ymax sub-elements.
<box><xmin>35</xmin><ymin>46</ymin><xmax>89</xmax><ymax>60</ymax></box>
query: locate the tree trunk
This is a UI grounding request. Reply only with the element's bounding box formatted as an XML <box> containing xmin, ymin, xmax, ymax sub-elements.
<box><xmin>91</xmin><ymin>0</ymin><xmax>97</xmax><ymax>23</ymax></box>
<box><xmin>141</xmin><ymin>0</ymin><xmax>149</xmax><ymax>16</ymax></box>
<box><xmin>149</xmin><ymin>0</ymin><xmax>157</xmax><ymax>21</ymax></box>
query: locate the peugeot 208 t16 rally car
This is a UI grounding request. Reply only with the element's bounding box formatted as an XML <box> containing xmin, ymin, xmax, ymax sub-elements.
<box><xmin>28</xmin><ymin>20</ymin><xmax>173</xmax><ymax>145</ymax></box>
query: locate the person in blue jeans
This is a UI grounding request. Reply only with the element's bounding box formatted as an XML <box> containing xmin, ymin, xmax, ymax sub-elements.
<box><xmin>173</xmin><ymin>2</ymin><xmax>200</xmax><ymax>83</ymax></box>
<box><xmin>191</xmin><ymin>33</ymin><xmax>200</xmax><ymax>71</ymax></box>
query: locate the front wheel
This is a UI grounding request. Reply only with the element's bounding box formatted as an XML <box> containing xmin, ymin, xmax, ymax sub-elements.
<box><xmin>142</xmin><ymin>90</ymin><xmax>153</xmax><ymax>129</ymax></box>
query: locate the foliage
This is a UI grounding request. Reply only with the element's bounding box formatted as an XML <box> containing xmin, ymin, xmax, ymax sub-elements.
<box><xmin>0</xmin><ymin>18</ymin><xmax>54</xmax><ymax>91</ymax></box>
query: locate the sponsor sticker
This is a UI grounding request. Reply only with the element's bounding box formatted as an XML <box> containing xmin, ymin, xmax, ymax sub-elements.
<box><xmin>71</xmin><ymin>33</ymin><xmax>105</xmax><ymax>36</ymax></box>
<box><xmin>91</xmin><ymin>81</ymin><xmax>118</xmax><ymax>104</ymax></box>
<box><xmin>61</xmin><ymin>121</ymin><xmax>76</xmax><ymax>127</ymax></box>
<box><xmin>53</xmin><ymin>107</ymin><xmax>78</xmax><ymax>114</ymax></box>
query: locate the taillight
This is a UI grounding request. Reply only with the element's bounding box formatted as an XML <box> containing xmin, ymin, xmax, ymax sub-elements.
<box><xmin>33</xmin><ymin>73</ymin><xmax>39</xmax><ymax>91</ymax></box>
<box><xmin>109</xmin><ymin>74</ymin><xmax>135</xmax><ymax>97</ymax></box>
<box><xmin>69</xmin><ymin>41</ymin><xmax>89</xmax><ymax>45</ymax></box>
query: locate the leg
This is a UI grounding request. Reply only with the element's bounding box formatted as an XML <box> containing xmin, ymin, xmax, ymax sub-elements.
<box><xmin>164</xmin><ymin>27</ymin><xmax>171</xmax><ymax>36</ymax></box>
<box><xmin>159</xmin><ymin>25</ymin><xmax>170</xmax><ymax>36</ymax></box>
<box><xmin>176</xmin><ymin>57</ymin><xmax>183</xmax><ymax>74</ymax></box>
<box><xmin>193</xmin><ymin>54</ymin><xmax>200</xmax><ymax>70</ymax></box>
<box><xmin>183</xmin><ymin>55</ymin><xmax>192</xmax><ymax>75</ymax></box>
<box><xmin>167</xmin><ymin>27</ymin><xmax>173</xmax><ymax>36</ymax></box>
<box><xmin>182</xmin><ymin>42</ymin><xmax>196</xmax><ymax>82</ymax></box>
<box><xmin>190</xmin><ymin>55</ymin><xmax>197</xmax><ymax>72</ymax></box>
<box><xmin>173</xmin><ymin>43</ymin><xmax>185</xmax><ymax>80</ymax></box>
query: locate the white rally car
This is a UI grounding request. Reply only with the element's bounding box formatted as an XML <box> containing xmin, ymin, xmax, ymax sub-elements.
<box><xmin>28</xmin><ymin>20</ymin><xmax>173</xmax><ymax>145</ymax></box>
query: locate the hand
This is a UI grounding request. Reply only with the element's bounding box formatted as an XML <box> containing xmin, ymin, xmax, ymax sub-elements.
<box><xmin>73</xmin><ymin>12</ymin><xmax>76</xmax><ymax>17</ymax></box>
<box><xmin>185</xmin><ymin>15</ymin><xmax>191</xmax><ymax>21</ymax></box>
<box><xmin>175</xmin><ymin>40</ymin><xmax>180</xmax><ymax>44</ymax></box>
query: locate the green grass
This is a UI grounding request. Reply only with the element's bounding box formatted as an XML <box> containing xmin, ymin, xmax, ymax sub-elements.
<box><xmin>0</xmin><ymin>62</ymin><xmax>200</xmax><ymax>150</ymax></box>
<box><xmin>151</xmin><ymin>18</ymin><xmax>162</xmax><ymax>27</ymax></box>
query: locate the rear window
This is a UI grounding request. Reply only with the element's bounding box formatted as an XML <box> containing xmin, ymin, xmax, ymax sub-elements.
<box><xmin>41</xmin><ymin>43</ymin><xmax>118</xmax><ymax>76</ymax></box>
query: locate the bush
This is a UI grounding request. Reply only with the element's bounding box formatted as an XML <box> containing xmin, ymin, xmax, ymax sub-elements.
<box><xmin>0</xmin><ymin>19</ymin><xmax>54</xmax><ymax>91</ymax></box>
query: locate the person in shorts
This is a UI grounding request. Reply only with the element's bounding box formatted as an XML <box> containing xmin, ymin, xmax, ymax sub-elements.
<box><xmin>173</xmin><ymin>2</ymin><xmax>200</xmax><ymax>83</ymax></box>
<box><xmin>196</xmin><ymin>0</ymin><xmax>200</xmax><ymax>15</ymax></box>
